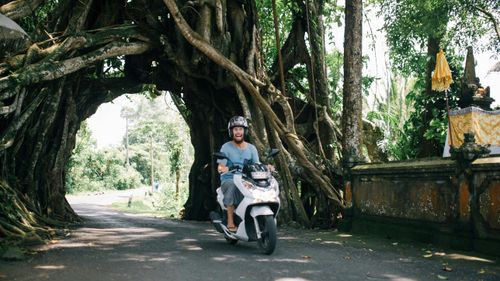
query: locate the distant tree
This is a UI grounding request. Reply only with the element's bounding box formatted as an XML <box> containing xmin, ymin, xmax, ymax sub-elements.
<box><xmin>66</xmin><ymin>121</ymin><xmax>142</xmax><ymax>193</ymax></box>
<box><xmin>125</xmin><ymin>95</ymin><xmax>193</xmax><ymax>191</ymax></box>
<box><xmin>342</xmin><ymin>0</ymin><xmax>363</xmax><ymax>165</ymax></box>
<box><xmin>377</xmin><ymin>0</ymin><xmax>498</xmax><ymax>157</ymax></box>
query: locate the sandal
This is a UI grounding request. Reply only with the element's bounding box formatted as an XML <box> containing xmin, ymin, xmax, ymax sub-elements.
<box><xmin>227</xmin><ymin>226</ymin><xmax>238</xmax><ymax>233</ymax></box>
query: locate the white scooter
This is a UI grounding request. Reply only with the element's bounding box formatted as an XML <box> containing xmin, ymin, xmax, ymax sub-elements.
<box><xmin>210</xmin><ymin>149</ymin><xmax>280</xmax><ymax>255</ymax></box>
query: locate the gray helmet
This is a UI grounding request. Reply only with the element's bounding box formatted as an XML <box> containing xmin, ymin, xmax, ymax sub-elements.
<box><xmin>228</xmin><ymin>116</ymin><xmax>248</xmax><ymax>138</ymax></box>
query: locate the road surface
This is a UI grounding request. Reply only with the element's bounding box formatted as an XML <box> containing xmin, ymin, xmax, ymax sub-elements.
<box><xmin>1</xmin><ymin>189</ymin><xmax>499</xmax><ymax>281</ymax></box>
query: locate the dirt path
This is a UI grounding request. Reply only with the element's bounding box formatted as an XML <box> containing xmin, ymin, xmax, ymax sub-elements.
<box><xmin>0</xmin><ymin>190</ymin><xmax>499</xmax><ymax>281</ymax></box>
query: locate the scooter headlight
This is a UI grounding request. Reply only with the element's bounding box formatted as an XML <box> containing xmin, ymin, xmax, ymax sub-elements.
<box><xmin>253</xmin><ymin>189</ymin><xmax>278</xmax><ymax>203</ymax></box>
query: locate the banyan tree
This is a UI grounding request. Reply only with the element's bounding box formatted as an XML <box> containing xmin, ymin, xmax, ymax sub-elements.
<box><xmin>0</xmin><ymin>0</ymin><xmax>362</xmax><ymax>242</ymax></box>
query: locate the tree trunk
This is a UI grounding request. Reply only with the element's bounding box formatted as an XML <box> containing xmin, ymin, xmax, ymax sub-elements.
<box><xmin>181</xmin><ymin>87</ymin><xmax>232</xmax><ymax>220</ymax></box>
<box><xmin>175</xmin><ymin>169</ymin><xmax>180</xmax><ymax>198</ymax></box>
<box><xmin>0</xmin><ymin>0</ymin><xmax>149</xmax><ymax>239</ymax></box>
<box><xmin>342</xmin><ymin>0</ymin><xmax>363</xmax><ymax>166</ymax></box>
<box><xmin>305</xmin><ymin>0</ymin><xmax>337</xmax><ymax>161</ymax></box>
<box><xmin>416</xmin><ymin>36</ymin><xmax>442</xmax><ymax>157</ymax></box>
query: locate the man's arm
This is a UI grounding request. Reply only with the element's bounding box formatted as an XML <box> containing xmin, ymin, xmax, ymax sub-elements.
<box><xmin>251</xmin><ymin>144</ymin><xmax>260</xmax><ymax>163</ymax></box>
<box><xmin>217</xmin><ymin>143</ymin><xmax>230</xmax><ymax>173</ymax></box>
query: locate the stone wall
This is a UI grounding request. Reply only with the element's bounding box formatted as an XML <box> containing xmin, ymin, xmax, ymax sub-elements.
<box><xmin>343</xmin><ymin>157</ymin><xmax>500</xmax><ymax>256</ymax></box>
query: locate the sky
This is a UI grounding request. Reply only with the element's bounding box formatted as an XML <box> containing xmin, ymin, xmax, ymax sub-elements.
<box><xmin>87</xmin><ymin>93</ymin><xmax>178</xmax><ymax>148</ymax></box>
<box><xmin>87</xmin><ymin>95</ymin><xmax>134</xmax><ymax>148</ymax></box>
<box><xmin>88</xmin><ymin>5</ymin><xmax>499</xmax><ymax>147</ymax></box>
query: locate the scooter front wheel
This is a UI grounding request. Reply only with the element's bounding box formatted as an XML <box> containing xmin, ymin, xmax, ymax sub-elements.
<box><xmin>257</xmin><ymin>215</ymin><xmax>277</xmax><ymax>255</ymax></box>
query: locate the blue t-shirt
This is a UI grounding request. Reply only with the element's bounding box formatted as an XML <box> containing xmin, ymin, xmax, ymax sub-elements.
<box><xmin>218</xmin><ymin>141</ymin><xmax>259</xmax><ymax>182</ymax></box>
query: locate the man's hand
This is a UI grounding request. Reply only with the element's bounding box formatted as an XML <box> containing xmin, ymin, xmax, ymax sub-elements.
<box><xmin>267</xmin><ymin>164</ymin><xmax>275</xmax><ymax>172</ymax></box>
<box><xmin>218</xmin><ymin>164</ymin><xmax>229</xmax><ymax>174</ymax></box>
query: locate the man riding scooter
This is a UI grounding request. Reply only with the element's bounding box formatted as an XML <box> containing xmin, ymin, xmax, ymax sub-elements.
<box><xmin>217</xmin><ymin>116</ymin><xmax>261</xmax><ymax>233</ymax></box>
<box><xmin>212</xmin><ymin>116</ymin><xmax>280</xmax><ymax>254</ymax></box>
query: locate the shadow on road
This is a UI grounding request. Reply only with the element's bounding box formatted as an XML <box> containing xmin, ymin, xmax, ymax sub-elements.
<box><xmin>1</xmin><ymin>191</ymin><xmax>499</xmax><ymax>281</ymax></box>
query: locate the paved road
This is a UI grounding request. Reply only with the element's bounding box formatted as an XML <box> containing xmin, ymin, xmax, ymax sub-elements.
<box><xmin>1</xmin><ymin>190</ymin><xmax>499</xmax><ymax>281</ymax></box>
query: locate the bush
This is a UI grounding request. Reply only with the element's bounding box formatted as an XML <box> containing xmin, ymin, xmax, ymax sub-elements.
<box><xmin>152</xmin><ymin>181</ymin><xmax>188</xmax><ymax>218</ymax></box>
<box><xmin>66</xmin><ymin>127</ymin><xmax>143</xmax><ymax>193</ymax></box>
<box><xmin>66</xmin><ymin>172</ymin><xmax>104</xmax><ymax>193</ymax></box>
<box><xmin>106</xmin><ymin>165</ymin><xmax>142</xmax><ymax>190</ymax></box>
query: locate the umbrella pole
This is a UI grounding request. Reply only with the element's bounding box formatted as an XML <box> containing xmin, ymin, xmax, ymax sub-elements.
<box><xmin>445</xmin><ymin>90</ymin><xmax>454</xmax><ymax>148</ymax></box>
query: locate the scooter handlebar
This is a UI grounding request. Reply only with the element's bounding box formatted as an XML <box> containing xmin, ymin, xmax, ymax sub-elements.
<box><xmin>221</xmin><ymin>166</ymin><xmax>242</xmax><ymax>175</ymax></box>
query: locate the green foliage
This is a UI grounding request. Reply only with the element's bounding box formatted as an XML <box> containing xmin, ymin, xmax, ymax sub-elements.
<box><xmin>400</xmin><ymin>50</ymin><xmax>463</xmax><ymax>157</ymax></box>
<box><xmin>152</xmin><ymin>181</ymin><xmax>189</xmax><ymax>218</ymax></box>
<box><xmin>110</xmin><ymin>181</ymin><xmax>189</xmax><ymax>218</ymax></box>
<box><xmin>366</xmin><ymin>74</ymin><xmax>415</xmax><ymax>160</ymax></box>
<box><xmin>376</xmin><ymin>0</ymin><xmax>496</xmax><ymax>82</ymax></box>
<box><xmin>365</xmin><ymin>46</ymin><xmax>463</xmax><ymax>160</ymax></box>
<box><xmin>66</xmin><ymin>93</ymin><xmax>193</xmax><ymax>196</ymax></box>
<box><xmin>102</xmin><ymin>57</ymin><xmax>125</xmax><ymax>78</ymax></box>
<box><xmin>255</xmin><ymin>0</ymin><xmax>350</xmax><ymax>134</ymax></box>
<box><xmin>378</xmin><ymin>0</ymin><xmax>451</xmax><ymax>76</ymax></box>
<box><xmin>19</xmin><ymin>0</ymin><xmax>59</xmax><ymax>34</ymax></box>
<box><xmin>168</xmin><ymin>141</ymin><xmax>183</xmax><ymax>177</ymax></box>
<box><xmin>66</xmin><ymin>124</ymin><xmax>143</xmax><ymax>193</ymax></box>
<box><xmin>256</xmin><ymin>0</ymin><xmax>296</xmax><ymax>69</ymax></box>
<box><xmin>446</xmin><ymin>0</ymin><xmax>499</xmax><ymax>53</ymax></box>
<box><xmin>326</xmin><ymin>50</ymin><xmax>344</xmax><ymax>111</ymax></box>
<box><xmin>369</xmin><ymin>65</ymin><xmax>462</xmax><ymax>160</ymax></box>
<box><xmin>370</xmin><ymin>0</ymin><xmax>494</xmax><ymax>158</ymax></box>
<box><xmin>66</xmin><ymin>94</ymin><xmax>193</xmax><ymax>197</ymax></box>
<box><xmin>362</xmin><ymin>76</ymin><xmax>377</xmax><ymax>97</ymax></box>
<box><xmin>323</xmin><ymin>0</ymin><xmax>344</xmax><ymax>34</ymax></box>
<box><xmin>125</xmin><ymin>95</ymin><xmax>193</xmax><ymax>185</ymax></box>
<box><xmin>102</xmin><ymin>153</ymin><xmax>143</xmax><ymax>190</ymax></box>
<box><xmin>378</xmin><ymin>0</ymin><xmax>497</xmax><ymax>75</ymax></box>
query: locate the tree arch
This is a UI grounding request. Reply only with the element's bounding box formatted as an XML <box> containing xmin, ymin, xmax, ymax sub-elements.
<box><xmin>0</xmin><ymin>0</ymin><xmax>345</xmax><ymax>242</ymax></box>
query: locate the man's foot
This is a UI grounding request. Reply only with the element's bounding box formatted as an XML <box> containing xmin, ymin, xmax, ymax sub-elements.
<box><xmin>227</xmin><ymin>225</ymin><xmax>237</xmax><ymax>233</ymax></box>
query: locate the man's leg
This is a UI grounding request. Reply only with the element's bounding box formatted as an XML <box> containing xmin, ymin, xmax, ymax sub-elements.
<box><xmin>222</xmin><ymin>181</ymin><xmax>239</xmax><ymax>231</ymax></box>
<box><xmin>227</xmin><ymin>205</ymin><xmax>236</xmax><ymax>230</ymax></box>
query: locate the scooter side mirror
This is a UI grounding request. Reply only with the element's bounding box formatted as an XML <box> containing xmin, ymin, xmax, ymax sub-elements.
<box><xmin>213</xmin><ymin>152</ymin><xmax>228</xmax><ymax>160</ymax></box>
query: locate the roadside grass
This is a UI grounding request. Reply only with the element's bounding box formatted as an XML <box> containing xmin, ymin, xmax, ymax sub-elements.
<box><xmin>110</xmin><ymin>183</ymin><xmax>187</xmax><ymax>219</ymax></box>
<box><xmin>110</xmin><ymin>199</ymin><xmax>167</xmax><ymax>217</ymax></box>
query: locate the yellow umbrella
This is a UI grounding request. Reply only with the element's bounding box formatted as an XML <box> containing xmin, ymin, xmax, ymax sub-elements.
<box><xmin>431</xmin><ymin>49</ymin><xmax>455</xmax><ymax>148</ymax></box>
<box><xmin>432</xmin><ymin>49</ymin><xmax>453</xmax><ymax>91</ymax></box>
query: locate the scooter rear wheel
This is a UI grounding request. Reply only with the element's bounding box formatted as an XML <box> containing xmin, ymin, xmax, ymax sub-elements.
<box><xmin>257</xmin><ymin>215</ymin><xmax>277</xmax><ymax>255</ymax></box>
